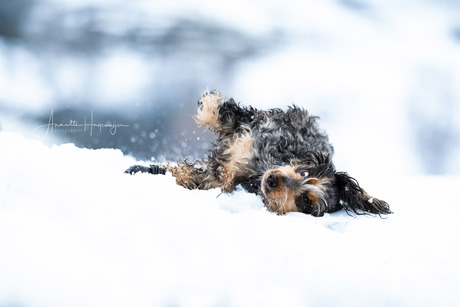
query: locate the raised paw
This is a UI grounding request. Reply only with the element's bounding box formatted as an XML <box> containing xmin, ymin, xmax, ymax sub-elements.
<box><xmin>124</xmin><ymin>164</ymin><xmax>167</xmax><ymax>175</ymax></box>
<box><xmin>197</xmin><ymin>89</ymin><xmax>221</xmax><ymax>106</ymax></box>
<box><xmin>194</xmin><ymin>89</ymin><xmax>222</xmax><ymax>130</ymax></box>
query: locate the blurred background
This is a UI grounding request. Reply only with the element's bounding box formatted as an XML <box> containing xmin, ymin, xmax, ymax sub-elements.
<box><xmin>0</xmin><ymin>0</ymin><xmax>459</xmax><ymax>177</ymax></box>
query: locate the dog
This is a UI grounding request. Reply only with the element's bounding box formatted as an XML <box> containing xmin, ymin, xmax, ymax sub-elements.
<box><xmin>126</xmin><ymin>90</ymin><xmax>391</xmax><ymax>217</ymax></box>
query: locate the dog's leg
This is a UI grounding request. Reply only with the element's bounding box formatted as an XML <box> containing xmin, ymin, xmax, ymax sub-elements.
<box><xmin>194</xmin><ymin>89</ymin><xmax>257</xmax><ymax>134</ymax></box>
<box><xmin>124</xmin><ymin>164</ymin><xmax>167</xmax><ymax>175</ymax></box>
<box><xmin>165</xmin><ymin>159</ymin><xmax>222</xmax><ymax>190</ymax></box>
<box><xmin>194</xmin><ymin>89</ymin><xmax>223</xmax><ymax>131</ymax></box>
<box><xmin>125</xmin><ymin>160</ymin><xmax>221</xmax><ymax>190</ymax></box>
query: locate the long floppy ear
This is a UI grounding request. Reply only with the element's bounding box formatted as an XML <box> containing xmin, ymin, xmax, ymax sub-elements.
<box><xmin>335</xmin><ymin>172</ymin><xmax>392</xmax><ymax>216</ymax></box>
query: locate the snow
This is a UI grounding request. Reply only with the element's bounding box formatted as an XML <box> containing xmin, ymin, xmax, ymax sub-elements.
<box><xmin>1</xmin><ymin>0</ymin><xmax>460</xmax><ymax>305</ymax></box>
<box><xmin>1</xmin><ymin>131</ymin><xmax>459</xmax><ymax>307</ymax></box>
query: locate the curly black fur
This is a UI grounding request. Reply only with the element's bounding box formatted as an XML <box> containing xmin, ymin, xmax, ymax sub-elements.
<box><xmin>126</xmin><ymin>90</ymin><xmax>391</xmax><ymax>217</ymax></box>
<box><xmin>335</xmin><ymin>172</ymin><xmax>392</xmax><ymax>216</ymax></box>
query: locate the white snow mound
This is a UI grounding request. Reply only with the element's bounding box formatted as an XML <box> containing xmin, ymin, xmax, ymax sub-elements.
<box><xmin>0</xmin><ymin>132</ymin><xmax>459</xmax><ymax>307</ymax></box>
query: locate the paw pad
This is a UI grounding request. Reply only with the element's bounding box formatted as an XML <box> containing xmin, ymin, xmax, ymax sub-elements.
<box><xmin>198</xmin><ymin>89</ymin><xmax>221</xmax><ymax>106</ymax></box>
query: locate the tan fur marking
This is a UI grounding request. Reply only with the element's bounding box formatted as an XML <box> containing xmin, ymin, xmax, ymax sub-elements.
<box><xmin>278</xmin><ymin>165</ymin><xmax>303</xmax><ymax>181</ymax></box>
<box><xmin>307</xmin><ymin>178</ymin><xmax>320</xmax><ymax>185</ymax></box>
<box><xmin>220</xmin><ymin>131</ymin><xmax>255</xmax><ymax>192</ymax></box>
<box><xmin>261</xmin><ymin>166</ymin><xmax>334</xmax><ymax>215</ymax></box>
<box><xmin>307</xmin><ymin>192</ymin><xmax>319</xmax><ymax>203</ymax></box>
<box><xmin>261</xmin><ymin>167</ymin><xmax>301</xmax><ymax>215</ymax></box>
<box><xmin>306</xmin><ymin>177</ymin><xmax>331</xmax><ymax>190</ymax></box>
<box><xmin>166</xmin><ymin>163</ymin><xmax>221</xmax><ymax>190</ymax></box>
<box><xmin>265</xmin><ymin>186</ymin><xmax>298</xmax><ymax>215</ymax></box>
<box><xmin>166</xmin><ymin>164</ymin><xmax>198</xmax><ymax>190</ymax></box>
<box><xmin>193</xmin><ymin>90</ymin><xmax>222</xmax><ymax>130</ymax></box>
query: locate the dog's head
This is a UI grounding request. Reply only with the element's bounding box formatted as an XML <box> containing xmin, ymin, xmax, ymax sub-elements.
<box><xmin>260</xmin><ymin>153</ymin><xmax>391</xmax><ymax>216</ymax></box>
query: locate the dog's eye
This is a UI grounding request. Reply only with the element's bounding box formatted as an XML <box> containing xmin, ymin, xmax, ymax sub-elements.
<box><xmin>301</xmin><ymin>171</ymin><xmax>309</xmax><ymax>177</ymax></box>
<box><xmin>302</xmin><ymin>194</ymin><xmax>310</xmax><ymax>203</ymax></box>
<box><xmin>298</xmin><ymin>193</ymin><xmax>313</xmax><ymax>214</ymax></box>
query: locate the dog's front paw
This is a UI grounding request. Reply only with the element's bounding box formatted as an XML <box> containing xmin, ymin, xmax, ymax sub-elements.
<box><xmin>125</xmin><ymin>165</ymin><xmax>150</xmax><ymax>175</ymax></box>
<box><xmin>124</xmin><ymin>164</ymin><xmax>167</xmax><ymax>175</ymax></box>
<box><xmin>194</xmin><ymin>89</ymin><xmax>222</xmax><ymax>129</ymax></box>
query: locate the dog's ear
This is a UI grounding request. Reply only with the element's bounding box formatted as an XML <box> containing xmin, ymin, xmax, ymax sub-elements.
<box><xmin>302</xmin><ymin>151</ymin><xmax>332</xmax><ymax>167</ymax></box>
<box><xmin>335</xmin><ymin>172</ymin><xmax>392</xmax><ymax>216</ymax></box>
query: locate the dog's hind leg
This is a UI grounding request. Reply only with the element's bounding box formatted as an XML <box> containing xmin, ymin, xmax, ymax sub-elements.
<box><xmin>194</xmin><ymin>89</ymin><xmax>258</xmax><ymax>135</ymax></box>
<box><xmin>194</xmin><ymin>89</ymin><xmax>223</xmax><ymax>131</ymax></box>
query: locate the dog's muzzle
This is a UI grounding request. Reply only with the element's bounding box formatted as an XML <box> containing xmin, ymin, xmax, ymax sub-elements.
<box><xmin>261</xmin><ymin>169</ymin><xmax>304</xmax><ymax>214</ymax></box>
<box><xmin>262</xmin><ymin>170</ymin><xmax>304</xmax><ymax>192</ymax></box>
<box><xmin>266</xmin><ymin>173</ymin><xmax>280</xmax><ymax>189</ymax></box>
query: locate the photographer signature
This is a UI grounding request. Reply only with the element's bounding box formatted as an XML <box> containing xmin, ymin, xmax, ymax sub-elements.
<box><xmin>33</xmin><ymin>110</ymin><xmax>130</xmax><ymax>140</ymax></box>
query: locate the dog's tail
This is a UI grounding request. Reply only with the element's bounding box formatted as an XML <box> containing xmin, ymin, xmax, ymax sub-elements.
<box><xmin>335</xmin><ymin>172</ymin><xmax>392</xmax><ymax>216</ymax></box>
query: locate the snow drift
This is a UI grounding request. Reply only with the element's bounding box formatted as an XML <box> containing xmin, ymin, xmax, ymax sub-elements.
<box><xmin>0</xmin><ymin>132</ymin><xmax>459</xmax><ymax>307</ymax></box>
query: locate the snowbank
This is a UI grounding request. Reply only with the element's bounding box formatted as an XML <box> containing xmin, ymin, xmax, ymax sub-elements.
<box><xmin>0</xmin><ymin>132</ymin><xmax>459</xmax><ymax>307</ymax></box>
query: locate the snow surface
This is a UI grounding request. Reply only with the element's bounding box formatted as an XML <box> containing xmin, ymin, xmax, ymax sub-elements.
<box><xmin>1</xmin><ymin>131</ymin><xmax>459</xmax><ymax>307</ymax></box>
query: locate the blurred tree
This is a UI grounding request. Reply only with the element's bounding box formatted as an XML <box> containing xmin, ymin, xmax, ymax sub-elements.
<box><xmin>0</xmin><ymin>0</ymin><xmax>34</xmax><ymax>40</ymax></box>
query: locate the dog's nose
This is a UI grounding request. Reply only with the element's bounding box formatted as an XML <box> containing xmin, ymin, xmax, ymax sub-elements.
<box><xmin>266</xmin><ymin>173</ymin><xmax>279</xmax><ymax>189</ymax></box>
